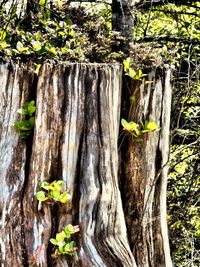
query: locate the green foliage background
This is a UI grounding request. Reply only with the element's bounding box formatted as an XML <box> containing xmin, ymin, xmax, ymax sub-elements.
<box><xmin>133</xmin><ymin>2</ymin><xmax>200</xmax><ymax>266</ymax></box>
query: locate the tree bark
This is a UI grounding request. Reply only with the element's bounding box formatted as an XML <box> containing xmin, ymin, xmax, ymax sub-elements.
<box><xmin>0</xmin><ymin>62</ymin><xmax>136</xmax><ymax>267</ymax></box>
<box><xmin>0</xmin><ymin>62</ymin><xmax>34</xmax><ymax>266</ymax></box>
<box><xmin>123</xmin><ymin>70</ymin><xmax>173</xmax><ymax>267</ymax></box>
<box><xmin>0</xmin><ymin>62</ymin><xmax>173</xmax><ymax>267</ymax></box>
<box><xmin>112</xmin><ymin>0</ymin><xmax>135</xmax><ymax>51</ymax></box>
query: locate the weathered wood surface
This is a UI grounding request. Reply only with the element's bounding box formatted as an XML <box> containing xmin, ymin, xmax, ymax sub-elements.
<box><xmin>0</xmin><ymin>62</ymin><xmax>33</xmax><ymax>266</ymax></box>
<box><xmin>0</xmin><ymin>61</ymin><xmax>173</xmax><ymax>267</ymax></box>
<box><xmin>0</xmin><ymin>62</ymin><xmax>136</xmax><ymax>267</ymax></box>
<box><xmin>123</xmin><ymin>70</ymin><xmax>173</xmax><ymax>267</ymax></box>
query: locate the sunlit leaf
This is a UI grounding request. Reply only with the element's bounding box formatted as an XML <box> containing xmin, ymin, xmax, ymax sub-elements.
<box><xmin>0</xmin><ymin>41</ymin><xmax>10</xmax><ymax>49</ymax></box>
<box><xmin>59</xmin><ymin>192</ymin><xmax>68</xmax><ymax>203</ymax></box>
<box><xmin>40</xmin><ymin>0</ymin><xmax>46</xmax><ymax>6</ymax></box>
<box><xmin>129</xmin><ymin>95</ymin><xmax>136</xmax><ymax>104</ymax></box>
<box><xmin>31</xmin><ymin>40</ymin><xmax>42</xmax><ymax>51</ymax></box>
<box><xmin>40</xmin><ymin>181</ymin><xmax>49</xmax><ymax>190</ymax></box>
<box><xmin>50</xmin><ymin>238</ymin><xmax>58</xmax><ymax>245</ymax></box>
<box><xmin>36</xmin><ymin>191</ymin><xmax>48</xmax><ymax>201</ymax></box>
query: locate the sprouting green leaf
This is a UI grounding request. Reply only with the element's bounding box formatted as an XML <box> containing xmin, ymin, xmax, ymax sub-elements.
<box><xmin>129</xmin><ymin>95</ymin><xmax>136</xmax><ymax>104</ymax></box>
<box><xmin>27</xmin><ymin>101</ymin><xmax>36</xmax><ymax>115</ymax></box>
<box><xmin>13</xmin><ymin>120</ymin><xmax>32</xmax><ymax>131</ymax></box>
<box><xmin>29</xmin><ymin>117</ymin><xmax>35</xmax><ymax>127</ymax></box>
<box><xmin>57</xmin><ymin>0</ymin><xmax>63</xmax><ymax>9</ymax></box>
<box><xmin>58</xmin><ymin>245</ymin><xmax>64</xmax><ymax>253</ymax></box>
<box><xmin>64</xmin><ymin>241</ymin><xmax>77</xmax><ymax>255</ymax></box>
<box><xmin>34</xmin><ymin>64</ymin><xmax>41</xmax><ymax>75</ymax></box>
<box><xmin>19</xmin><ymin>131</ymin><xmax>31</xmax><ymax>139</ymax></box>
<box><xmin>59</xmin><ymin>192</ymin><xmax>68</xmax><ymax>203</ymax></box>
<box><xmin>0</xmin><ymin>41</ymin><xmax>10</xmax><ymax>50</ymax></box>
<box><xmin>18</xmin><ymin>101</ymin><xmax>36</xmax><ymax>116</ymax></box>
<box><xmin>57</xmin><ymin>180</ymin><xmax>64</xmax><ymax>187</ymax></box>
<box><xmin>58</xmin><ymin>31</ymin><xmax>65</xmax><ymax>36</ymax></box>
<box><xmin>51</xmin><ymin>189</ymin><xmax>61</xmax><ymax>200</ymax></box>
<box><xmin>49</xmin><ymin>47</ymin><xmax>57</xmax><ymax>55</ymax></box>
<box><xmin>121</xmin><ymin>118</ymin><xmax>130</xmax><ymax>130</ymax></box>
<box><xmin>40</xmin><ymin>181</ymin><xmax>49</xmax><ymax>190</ymax></box>
<box><xmin>56</xmin><ymin>231</ymin><xmax>66</xmax><ymax>242</ymax></box>
<box><xmin>69</xmin><ymin>29</ymin><xmax>75</xmax><ymax>37</ymax></box>
<box><xmin>0</xmin><ymin>30</ymin><xmax>6</xmax><ymax>41</ymax></box>
<box><xmin>128</xmin><ymin>68</ymin><xmax>137</xmax><ymax>79</ymax></box>
<box><xmin>133</xmin><ymin>126</ymin><xmax>141</xmax><ymax>137</ymax></box>
<box><xmin>50</xmin><ymin>225</ymin><xmax>79</xmax><ymax>257</ymax></box>
<box><xmin>40</xmin><ymin>0</ymin><xmax>46</xmax><ymax>6</ymax></box>
<box><xmin>49</xmin><ymin>180</ymin><xmax>63</xmax><ymax>191</ymax></box>
<box><xmin>142</xmin><ymin>120</ymin><xmax>160</xmax><ymax>133</ymax></box>
<box><xmin>50</xmin><ymin>238</ymin><xmax>58</xmax><ymax>245</ymax></box>
<box><xmin>121</xmin><ymin>119</ymin><xmax>139</xmax><ymax>132</ymax></box>
<box><xmin>129</xmin><ymin>121</ymin><xmax>139</xmax><ymax>132</ymax></box>
<box><xmin>31</xmin><ymin>40</ymin><xmax>42</xmax><ymax>51</ymax></box>
<box><xmin>138</xmin><ymin>69</ymin><xmax>143</xmax><ymax>78</ymax></box>
<box><xmin>123</xmin><ymin>57</ymin><xmax>132</xmax><ymax>71</ymax></box>
<box><xmin>36</xmin><ymin>191</ymin><xmax>48</xmax><ymax>201</ymax></box>
<box><xmin>64</xmin><ymin>224</ymin><xmax>79</xmax><ymax>237</ymax></box>
<box><xmin>16</xmin><ymin>41</ymin><xmax>28</xmax><ymax>53</ymax></box>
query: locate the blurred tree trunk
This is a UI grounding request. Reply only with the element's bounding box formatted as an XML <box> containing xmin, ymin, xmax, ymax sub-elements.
<box><xmin>112</xmin><ymin>0</ymin><xmax>135</xmax><ymax>52</ymax></box>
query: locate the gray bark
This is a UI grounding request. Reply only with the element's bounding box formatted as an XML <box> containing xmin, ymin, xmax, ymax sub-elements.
<box><xmin>0</xmin><ymin>62</ymin><xmax>173</xmax><ymax>267</ymax></box>
<box><xmin>123</xmin><ymin>70</ymin><xmax>173</xmax><ymax>267</ymax></box>
<box><xmin>0</xmin><ymin>62</ymin><xmax>136</xmax><ymax>267</ymax></box>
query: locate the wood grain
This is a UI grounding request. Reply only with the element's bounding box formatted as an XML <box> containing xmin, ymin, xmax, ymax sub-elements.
<box><xmin>124</xmin><ymin>70</ymin><xmax>173</xmax><ymax>267</ymax></box>
<box><xmin>0</xmin><ymin>61</ymin><xmax>172</xmax><ymax>267</ymax></box>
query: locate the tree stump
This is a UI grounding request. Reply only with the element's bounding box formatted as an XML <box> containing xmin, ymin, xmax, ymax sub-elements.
<box><xmin>0</xmin><ymin>62</ymin><xmax>173</xmax><ymax>266</ymax></box>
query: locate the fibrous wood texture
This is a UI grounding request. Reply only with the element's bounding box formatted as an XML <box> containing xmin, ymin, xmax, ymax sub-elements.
<box><xmin>0</xmin><ymin>62</ymin><xmax>135</xmax><ymax>267</ymax></box>
<box><xmin>0</xmin><ymin>62</ymin><xmax>172</xmax><ymax>267</ymax></box>
<box><xmin>123</xmin><ymin>70</ymin><xmax>173</xmax><ymax>267</ymax></box>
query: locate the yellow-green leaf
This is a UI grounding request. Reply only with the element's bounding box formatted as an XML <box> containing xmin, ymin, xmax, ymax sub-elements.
<box><xmin>59</xmin><ymin>192</ymin><xmax>68</xmax><ymax>203</ymax></box>
<box><xmin>146</xmin><ymin>120</ymin><xmax>159</xmax><ymax>131</ymax></box>
<box><xmin>0</xmin><ymin>30</ymin><xmax>6</xmax><ymax>41</ymax></box>
<box><xmin>123</xmin><ymin>57</ymin><xmax>131</xmax><ymax>71</ymax></box>
<box><xmin>49</xmin><ymin>47</ymin><xmax>57</xmax><ymax>55</ymax></box>
<box><xmin>0</xmin><ymin>41</ymin><xmax>10</xmax><ymax>50</ymax></box>
<box><xmin>36</xmin><ymin>191</ymin><xmax>48</xmax><ymax>201</ymax></box>
<box><xmin>40</xmin><ymin>0</ymin><xmax>46</xmax><ymax>6</ymax></box>
<box><xmin>128</xmin><ymin>68</ymin><xmax>137</xmax><ymax>79</ymax></box>
<box><xmin>121</xmin><ymin>118</ymin><xmax>129</xmax><ymax>130</ymax></box>
<box><xmin>57</xmin><ymin>0</ymin><xmax>63</xmax><ymax>9</ymax></box>
<box><xmin>31</xmin><ymin>41</ymin><xmax>42</xmax><ymax>51</ymax></box>
<box><xmin>129</xmin><ymin>95</ymin><xmax>136</xmax><ymax>104</ymax></box>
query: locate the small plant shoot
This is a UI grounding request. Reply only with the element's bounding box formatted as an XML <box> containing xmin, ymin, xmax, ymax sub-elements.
<box><xmin>123</xmin><ymin>57</ymin><xmax>147</xmax><ymax>80</ymax></box>
<box><xmin>13</xmin><ymin>101</ymin><xmax>36</xmax><ymax>138</ymax></box>
<box><xmin>36</xmin><ymin>180</ymin><xmax>70</xmax><ymax>204</ymax></box>
<box><xmin>121</xmin><ymin>118</ymin><xmax>160</xmax><ymax>141</ymax></box>
<box><xmin>50</xmin><ymin>224</ymin><xmax>79</xmax><ymax>257</ymax></box>
<box><xmin>129</xmin><ymin>95</ymin><xmax>136</xmax><ymax>104</ymax></box>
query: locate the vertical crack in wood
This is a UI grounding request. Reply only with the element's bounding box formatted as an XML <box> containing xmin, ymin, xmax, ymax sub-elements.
<box><xmin>124</xmin><ymin>69</ymin><xmax>173</xmax><ymax>267</ymax></box>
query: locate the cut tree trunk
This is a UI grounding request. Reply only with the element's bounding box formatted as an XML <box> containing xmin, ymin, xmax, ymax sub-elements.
<box><xmin>0</xmin><ymin>62</ymin><xmax>135</xmax><ymax>267</ymax></box>
<box><xmin>0</xmin><ymin>61</ymin><xmax>172</xmax><ymax>267</ymax></box>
